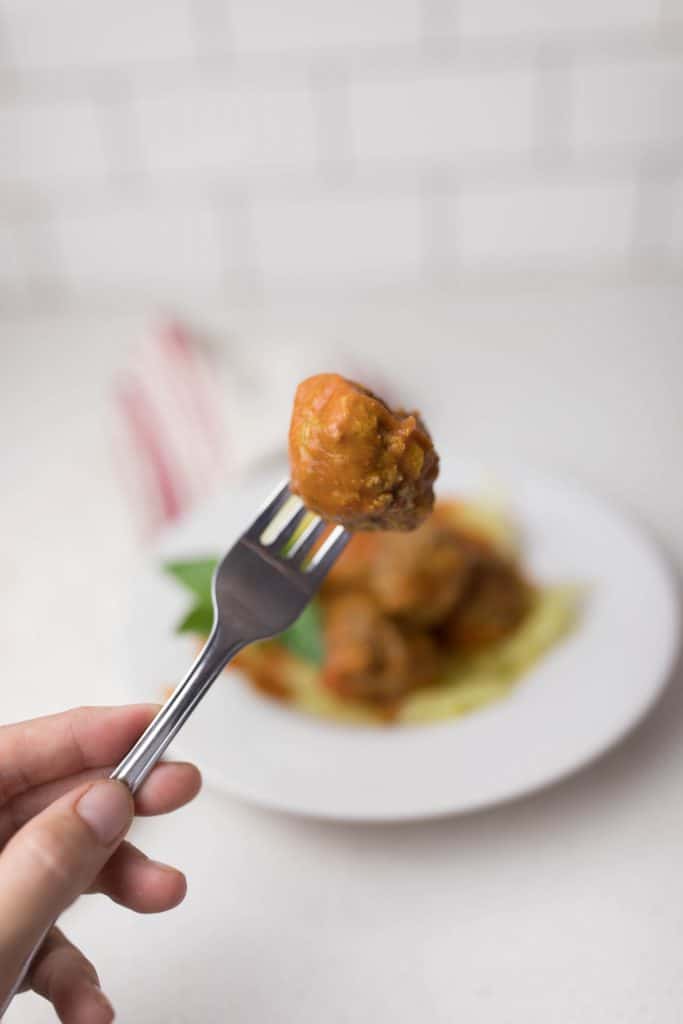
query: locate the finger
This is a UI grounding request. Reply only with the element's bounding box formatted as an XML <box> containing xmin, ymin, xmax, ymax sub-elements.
<box><xmin>0</xmin><ymin>779</ymin><xmax>133</xmax><ymax>1001</ymax></box>
<box><xmin>134</xmin><ymin>760</ymin><xmax>202</xmax><ymax>816</ymax></box>
<box><xmin>0</xmin><ymin>704</ymin><xmax>161</xmax><ymax>804</ymax></box>
<box><xmin>90</xmin><ymin>841</ymin><xmax>187</xmax><ymax>913</ymax></box>
<box><xmin>3</xmin><ymin>761</ymin><xmax>202</xmax><ymax>842</ymax></box>
<box><xmin>26</xmin><ymin>926</ymin><xmax>114</xmax><ymax>1024</ymax></box>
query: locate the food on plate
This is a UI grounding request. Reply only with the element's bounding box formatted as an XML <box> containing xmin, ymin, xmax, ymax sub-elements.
<box><xmin>443</xmin><ymin>555</ymin><xmax>531</xmax><ymax>652</ymax></box>
<box><xmin>288</xmin><ymin>373</ymin><xmax>438</xmax><ymax>530</ymax></box>
<box><xmin>366</xmin><ymin>511</ymin><xmax>476</xmax><ymax>626</ymax></box>
<box><xmin>323</xmin><ymin>592</ymin><xmax>439</xmax><ymax>702</ymax></box>
<box><xmin>166</xmin><ymin>495</ymin><xmax>579</xmax><ymax>726</ymax></box>
<box><xmin>317</xmin><ymin>501</ymin><xmax>532</xmax><ymax>704</ymax></box>
<box><xmin>164</xmin><ymin>364</ymin><xmax>576</xmax><ymax>725</ymax></box>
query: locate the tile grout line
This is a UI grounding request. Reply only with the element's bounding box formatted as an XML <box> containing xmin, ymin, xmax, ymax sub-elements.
<box><xmin>309</xmin><ymin>57</ymin><xmax>355</xmax><ymax>187</ymax></box>
<box><xmin>3</xmin><ymin>263</ymin><xmax>682</xmax><ymax>322</ymax></box>
<box><xmin>3</xmin><ymin>151</ymin><xmax>683</xmax><ymax>218</ymax></box>
<box><xmin>3</xmin><ymin>29</ymin><xmax>683</xmax><ymax>100</ymax></box>
<box><xmin>90</xmin><ymin>71</ymin><xmax>148</xmax><ymax>191</ymax></box>
<box><xmin>533</xmin><ymin>44</ymin><xmax>574</xmax><ymax>172</ymax></box>
<box><xmin>22</xmin><ymin>203</ymin><xmax>70</xmax><ymax>313</ymax></box>
<box><xmin>420</xmin><ymin>0</ymin><xmax>457</xmax><ymax>58</ymax></box>
<box><xmin>658</xmin><ymin>0</ymin><xmax>680</xmax><ymax>26</ymax></box>
<box><xmin>214</xmin><ymin>185</ymin><xmax>266</xmax><ymax>305</ymax></box>
<box><xmin>630</xmin><ymin>165</ymin><xmax>677</xmax><ymax>271</ymax></box>
<box><xmin>191</xmin><ymin>0</ymin><xmax>233</xmax><ymax>67</ymax></box>
<box><xmin>420</xmin><ymin>170</ymin><xmax>456</xmax><ymax>286</ymax></box>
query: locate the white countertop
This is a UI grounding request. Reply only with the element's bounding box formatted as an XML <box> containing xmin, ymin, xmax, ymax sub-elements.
<box><xmin>2</xmin><ymin>282</ymin><xmax>683</xmax><ymax>1023</ymax></box>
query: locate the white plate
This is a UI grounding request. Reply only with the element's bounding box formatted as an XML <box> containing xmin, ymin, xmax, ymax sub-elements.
<box><xmin>120</xmin><ymin>459</ymin><xmax>679</xmax><ymax>822</ymax></box>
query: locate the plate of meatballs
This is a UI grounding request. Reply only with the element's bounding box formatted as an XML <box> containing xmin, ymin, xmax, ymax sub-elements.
<box><xmin>121</xmin><ymin>374</ymin><xmax>679</xmax><ymax>821</ymax></box>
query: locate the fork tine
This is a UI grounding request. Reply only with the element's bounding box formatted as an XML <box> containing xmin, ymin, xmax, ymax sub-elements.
<box><xmin>307</xmin><ymin>524</ymin><xmax>350</xmax><ymax>576</ymax></box>
<box><xmin>273</xmin><ymin>503</ymin><xmax>310</xmax><ymax>550</ymax></box>
<box><xmin>290</xmin><ymin>517</ymin><xmax>328</xmax><ymax>562</ymax></box>
<box><xmin>243</xmin><ymin>481</ymin><xmax>292</xmax><ymax>541</ymax></box>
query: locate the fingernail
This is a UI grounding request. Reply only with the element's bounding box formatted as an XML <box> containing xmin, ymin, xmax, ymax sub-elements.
<box><xmin>77</xmin><ymin>781</ymin><xmax>133</xmax><ymax>845</ymax></box>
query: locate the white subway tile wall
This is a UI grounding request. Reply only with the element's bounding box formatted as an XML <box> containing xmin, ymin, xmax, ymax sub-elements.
<box><xmin>0</xmin><ymin>0</ymin><xmax>198</xmax><ymax>69</ymax></box>
<box><xmin>0</xmin><ymin>99</ymin><xmax>109</xmax><ymax>188</ymax></box>
<box><xmin>229</xmin><ymin>0</ymin><xmax>421</xmax><ymax>53</ymax></box>
<box><xmin>572</xmin><ymin>57</ymin><xmax>683</xmax><ymax>155</ymax></box>
<box><xmin>133</xmin><ymin>78</ymin><xmax>318</xmax><ymax>176</ymax></box>
<box><xmin>0</xmin><ymin>0</ymin><xmax>681</xmax><ymax>312</ymax></box>
<box><xmin>0</xmin><ymin>222</ymin><xmax>26</xmax><ymax>301</ymax></box>
<box><xmin>456</xmin><ymin>0</ymin><xmax>659</xmax><ymax>40</ymax></box>
<box><xmin>349</xmin><ymin>68</ymin><xmax>537</xmax><ymax>166</ymax></box>
<box><xmin>452</xmin><ymin>178</ymin><xmax>637</xmax><ymax>271</ymax></box>
<box><xmin>250</xmin><ymin>190</ymin><xmax>423</xmax><ymax>285</ymax></box>
<box><xmin>673</xmin><ymin>178</ymin><xmax>683</xmax><ymax>256</ymax></box>
<box><xmin>53</xmin><ymin>197</ymin><xmax>229</xmax><ymax>296</ymax></box>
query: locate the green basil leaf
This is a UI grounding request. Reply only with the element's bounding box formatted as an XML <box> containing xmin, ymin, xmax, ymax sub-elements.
<box><xmin>278</xmin><ymin>601</ymin><xmax>324</xmax><ymax>665</ymax></box>
<box><xmin>164</xmin><ymin>556</ymin><xmax>325</xmax><ymax>665</ymax></box>
<box><xmin>177</xmin><ymin>602</ymin><xmax>214</xmax><ymax>636</ymax></box>
<box><xmin>164</xmin><ymin>558</ymin><xmax>218</xmax><ymax>599</ymax></box>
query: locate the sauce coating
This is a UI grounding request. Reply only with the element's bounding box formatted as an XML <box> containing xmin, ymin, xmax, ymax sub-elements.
<box><xmin>289</xmin><ymin>373</ymin><xmax>438</xmax><ymax>531</ymax></box>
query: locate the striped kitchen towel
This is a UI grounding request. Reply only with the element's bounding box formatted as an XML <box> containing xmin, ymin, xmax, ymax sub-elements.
<box><xmin>113</xmin><ymin>322</ymin><xmax>232</xmax><ymax>536</ymax></box>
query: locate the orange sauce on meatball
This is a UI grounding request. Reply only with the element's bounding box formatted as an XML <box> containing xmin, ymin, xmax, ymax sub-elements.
<box><xmin>289</xmin><ymin>373</ymin><xmax>438</xmax><ymax>531</ymax></box>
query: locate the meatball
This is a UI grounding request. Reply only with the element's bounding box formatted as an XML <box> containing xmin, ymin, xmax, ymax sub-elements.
<box><xmin>323</xmin><ymin>593</ymin><xmax>439</xmax><ymax>702</ymax></box>
<box><xmin>289</xmin><ymin>373</ymin><xmax>438</xmax><ymax>531</ymax></box>
<box><xmin>369</xmin><ymin>517</ymin><xmax>475</xmax><ymax>627</ymax></box>
<box><xmin>445</xmin><ymin>556</ymin><xmax>532</xmax><ymax>652</ymax></box>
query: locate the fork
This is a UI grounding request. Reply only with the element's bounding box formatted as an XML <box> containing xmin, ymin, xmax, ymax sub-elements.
<box><xmin>0</xmin><ymin>482</ymin><xmax>349</xmax><ymax>1017</ymax></box>
<box><xmin>111</xmin><ymin>481</ymin><xmax>349</xmax><ymax>793</ymax></box>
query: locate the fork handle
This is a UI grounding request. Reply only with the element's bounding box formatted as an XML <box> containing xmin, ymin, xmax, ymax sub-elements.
<box><xmin>111</xmin><ymin>626</ymin><xmax>243</xmax><ymax>793</ymax></box>
<box><xmin>0</xmin><ymin>630</ymin><xmax>242</xmax><ymax>1018</ymax></box>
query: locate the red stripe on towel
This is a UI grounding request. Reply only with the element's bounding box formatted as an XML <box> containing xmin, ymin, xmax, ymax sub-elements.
<box><xmin>115</xmin><ymin>375</ymin><xmax>185</xmax><ymax>523</ymax></box>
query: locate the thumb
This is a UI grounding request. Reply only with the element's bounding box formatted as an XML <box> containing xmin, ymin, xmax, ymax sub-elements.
<box><xmin>0</xmin><ymin>779</ymin><xmax>133</xmax><ymax>997</ymax></box>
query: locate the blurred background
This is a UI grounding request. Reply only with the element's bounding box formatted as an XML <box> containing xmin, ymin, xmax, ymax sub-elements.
<box><xmin>1</xmin><ymin>0</ymin><xmax>681</xmax><ymax>309</ymax></box>
<box><xmin>3</xmin><ymin>4</ymin><xmax>683</xmax><ymax>1022</ymax></box>
<box><xmin>2</xmin><ymin>0</ymin><xmax>683</xmax><ymax>777</ymax></box>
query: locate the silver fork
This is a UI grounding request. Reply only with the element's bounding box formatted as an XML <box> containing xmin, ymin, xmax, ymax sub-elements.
<box><xmin>111</xmin><ymin>481</ymin><xmax>349</xmax><ymax>793</ymax></box>
<box><xmin>0</xmin><ymin>483</ymin><xmax>349</xmax><ymax>1018</ymax></box>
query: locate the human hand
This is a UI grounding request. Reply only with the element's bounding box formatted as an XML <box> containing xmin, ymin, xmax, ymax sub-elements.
<box><xmin>0</xmin><ymin>704</ymin><xmax>201</xmax><ymax>1022</ymax></box>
